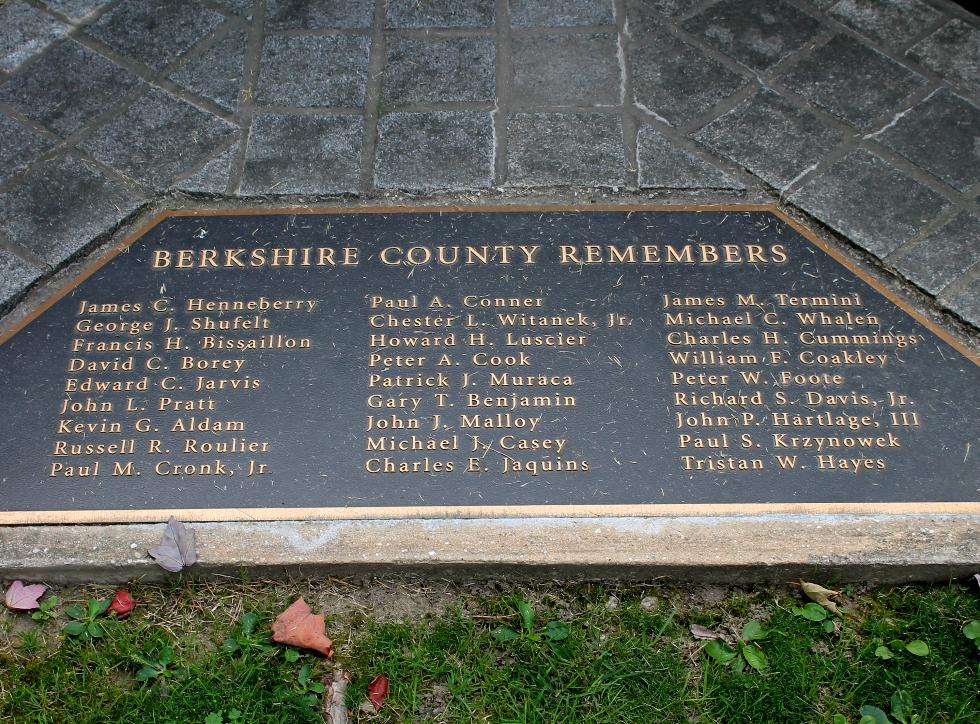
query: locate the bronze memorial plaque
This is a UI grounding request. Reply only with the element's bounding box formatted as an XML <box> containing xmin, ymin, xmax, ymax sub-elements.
<box><xmin>0</xmin><ymin>206</ymin><xmax>977</xmax><ymax>523</ymax></box>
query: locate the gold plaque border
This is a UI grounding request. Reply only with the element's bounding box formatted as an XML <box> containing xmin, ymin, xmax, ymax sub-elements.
<box><xmin>2</xmin><ymin>203</ymin><xmax>977</xmax><ymax>525</ymax></box>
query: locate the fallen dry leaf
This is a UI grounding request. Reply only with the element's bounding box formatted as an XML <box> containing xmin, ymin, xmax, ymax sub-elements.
<box><xmin>271</xmin><ymin>598</ymin><xmax>333</xmax><ymax>657</ymax></box>
<box><xmin>800</xmin><ymin>580</ymin><xmax>841</xmax><ymax>614</ymax></box>
<box><xmin>690</xmin><ymin>624</ymin><xmax>720</xmax><ymax>640</ymax></box>
<box><xmin>368</xmin><ymin>674</ymin><xmax>389</xmax><ymax>711</ymax></box>
<box><xmin>108</xmin><ymin>589</ymin><xmax>135</xmax><ymax>617</ymax></box>
<box><xmin>4</xmin><ymin>581</ymin><xmax>47</xmax><ymax>611</ymax></box>
<box><xmin>148</xmin><ymin>517</ymin><xmax>197</xmax><ymax>572</ymax></box>
<box><xmin>323</xmin><ymin>668</ymin><xmax>351</xmax><ymax>724</ymax></box>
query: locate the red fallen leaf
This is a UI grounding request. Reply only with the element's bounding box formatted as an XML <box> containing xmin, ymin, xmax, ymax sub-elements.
<box><xmin>4</xmin><ymin>580</ymin><xmax>47</xmax><ymax>611</ymax></box>
<box><xmin>368</xmin><ymin>674</ymin><xmax>389</xmax><ymax>711</ymax></box>
<box><xmin>108</xmin><ymin>589</ymin><xmax>135</xmax><ymax>617</ymax></box>
<box><xmin>271</xmin><ymin>598</ymin><xmax>333</xmax><ymax>657</ymax></box>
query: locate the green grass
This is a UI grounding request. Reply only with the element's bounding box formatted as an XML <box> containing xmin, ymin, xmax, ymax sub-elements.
<box><xmin>1</xmin><ymin>579</ymin><xmax>978</xmax><ymax>723</ymax></box>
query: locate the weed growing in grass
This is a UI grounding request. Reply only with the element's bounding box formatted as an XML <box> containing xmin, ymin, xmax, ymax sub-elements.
<box><xmin>282</xmin><ymin>663</ymin><xmax>326</xmax><ymax>709</ymax></box>
<box><xmin>204</xmin><ymin>709</ymin><xmax>242</xmax><ymax>723</ymax></box>
<box><xmin>961</xmin><ymin>620</ymin><xmax>980</xmax><ymax>651</ymax></box>
<box><xmin>63</xmin><ymin>597</ymin><xmax>112</xmax><ymax>641</ymax></box>
<box><xmin>221</xmin><ymin>612</ymin><xmax>275</xmax><ymax>656</ymax></box>
<box><xmin>792</xmin><ymin>601</ymin><xmax>838</xmax><ymax>633</ymax></box>
<box><xmin>874</xmin><ymin>638</ymin><xmax>930</xmax><ymax>660</ymax></box>
<box><xmin>132</xmin><ymin>643</ymin><xmax>191</xmax><ymax>700</ymax></box>
<box><xmin>702</xmin><ymin>619</ymin><xmax>771</xmax><ymax>672</ymax></box>
<box><xmin>30</xmin><ymin>596</ymin><xmax>59</xmax><ymax>623</ymax></box>
<box><xmin>491</xmin><ymin>597</ymin><xmax>571</xmax><ymax>643</ymax></box>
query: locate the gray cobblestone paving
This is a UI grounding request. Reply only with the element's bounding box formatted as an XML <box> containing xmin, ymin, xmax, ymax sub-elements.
<box><xmin>0</xmin><ymin>1</ymin><xmax>69</xmax><ymax>72</ymax></box>
<box><xmin>0</xmin><ymin>114</ymin><xmax>51</xmax><ymax>185</ymax></box>
<box><xmin>383</xmin><ymin>35</ymin><xmax>495</xmax><ymax>104</ymax></box>
<box><xmin>507</xmin><ymin>112</ymin><xmax>623</xmax><ymax>186</ymax></box>
<box><xmin>0</xmin><ymin>0</ymin><xmax>975</xmax><ymax>330</ymax></box>
<box><xmin>83</xmin><ymin>0</ymin><xmax>227</xmax><ymax>72</ymax></box>
<box><xmin>169</xmin><ymin>29</ymin><xmax>248</xmax><ymax>112</ymax></box>
<box><xmin>0</xmin><ymin>39</ymin><xmax>146</xmax><ymax>136</ymax></box>
<box><xmin>376</xmin><ymin>111</ymin><xmax>493</xmax><ymax>190</ymax></box>
<box><xmin>242</xmin><ymin>113</ymin><xmax>362</xmax><ymax>194</ymax></box>
<box><xmin>890</xmin><ymin>212</ymin><xmax>980</xmax><ymax>295</ymax></box>
<box><xmin>829</xmin><ymin>0</ymin><xmax>946</xmax><ymax>50</ymax></box>
<box><xmin>265</xmin><ymin>0</ymin><xmax>375</xmax><ymax>29</ymax></box>
<box><xmin>637</xmin><ymin>125</ymin><xmax>742</xmax><ymax>189</ymax></box>
<box><xmin>0</xmin><ymin>248</ymin><xmax>42</xmax><ymax>305</ymax></box>
<box><xmin>682</xmin><ymin>0</ymin><xmax>824</xmax><ymax>72</ymax></box>
<box><xmin>693</xmin><ymin>89</ymin><xmax>843</xmax><ymax>189</ymax></box>
<box><xmin>789</xmin><ymin>149</ymin><xmax>954</xmax><ymax>257</ymax></box>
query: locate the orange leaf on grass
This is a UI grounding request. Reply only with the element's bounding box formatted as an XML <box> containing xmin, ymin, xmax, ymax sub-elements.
<box><xmin>271</xmin><ymin>598</ymin><xmax>333</xmax><ymax>657</ymax></box>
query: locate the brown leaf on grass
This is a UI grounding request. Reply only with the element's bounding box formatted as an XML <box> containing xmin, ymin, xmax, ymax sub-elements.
<box><xmin>690</xmin><ymin>624</ymin><xmax>720</xmax><ymax>640</ymax></box>
<box><xmin>800</xmin><ymin>580</ymin><xmax>841</xmax><ymax>614</ymax></box>
<box><xmin>148</xmin><ymin>517</ymin><xmax>197</xmax><ymax>572</ymax></box>
<box><xmin>271</xmin><ymin>598</ymin><xmax>333</xmax><ymax>657</ymax></box>
<box><xmin>368</xmin><ymin>674</ymin><xmax>389</xmax><ymax>711</ymax></box>
<box><xmin>322</xmin><ymin>668</ymin><xmax>351</xmax><ymax>724</ymax></box>
<box><xmin>4</xmin><ymin>581</ymin><xmax>47</xmax><ymax>611</ymax></box>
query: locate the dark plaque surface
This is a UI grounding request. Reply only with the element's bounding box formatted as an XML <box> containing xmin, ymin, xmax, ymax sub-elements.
<box><xmin>1</xmin><ymin>206</ymin><xmax>978</xmax><ymax>523</ymax></box>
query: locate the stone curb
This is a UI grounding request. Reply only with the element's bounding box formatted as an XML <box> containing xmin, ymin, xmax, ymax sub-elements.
<box><xmin>1</xmin><ymin>515</ymin><xmax>976</xmax><ymax>585</ymax></box>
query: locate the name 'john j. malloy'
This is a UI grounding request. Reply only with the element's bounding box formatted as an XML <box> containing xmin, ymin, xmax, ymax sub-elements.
<box><xmin>150</xmin><ymin>242</ymin><xmax>789</xmax><ymax>269</ymax></box>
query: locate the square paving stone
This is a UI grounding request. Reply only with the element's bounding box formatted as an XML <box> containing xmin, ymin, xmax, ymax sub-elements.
<box><xmin>41</xmin><ymin>0</ymin><xmax>114</xmax><ymax>23</ymax></box>
<box><xmin>682</xmin><ymin>0</ymin><xmax>823</xmax><ymax>72</ymax></box>
<box><xmin>637</xmin><ymin>126</ymin><xmax>741</xmax><ymax>189</ymax></box>
<box><xmin>387</xmin><ymin>0</ymin><xmax>493</xmax><ymax>27</ymax></box>
<box><xmin>169</xmin><ymin>30</ymin><xmax>247</xmax><ymax>111</ymax></box>
<box><xmin>512</xmin><ymin>33</ymin><xmax>620</xmax><ymax>106</ymax></box>
<box><xmin>626</xmin><ymin>0</ymin><xmax>691</xmax><ymax>22</ymax></box>
<box><xmin>211</xmin><ymin>0</ymin><xmax>254</xmax><ymax>14</ymax></box>
<box><xmin>890</xmin><ymin>212</ymin><xmax>980</xmax><ymax>295</ymax></box>
<box><xmin>778</xmin><ymin>34</ymin><xmax>927</xmax><ymax>130</ymax></box>
<box><xmin>788</xmin><ymin>149</ymin><xmax>952</xmax><ymax>257</ymax></box>
<box><xmin>175</xmin><ymin>141</ymin><xmax>238</xmax><ymax>193</ymax></box>
<box><xmin>509</xmin><ymin>0</ymin><xmax>613</xmax><ymax>27</ymax></box>
<box><xmin>693</xmin><ymin>89</ymin><xmax>842</xmax><ymax>189</ymax></box>
<box><xmin>256</xmin><ymin>34</ymin><xmax>370</xmax><ymax>107</ymax></box>
<box><xmin>876</xmin><ymin>89</ymin><xmax>980</xmax><ymax>192</ymax></box>
<box><xmin>376</xmin><ymin>112</ymin><xmax>493</xmax><ymax>190</ymax></box>
<box><xmin>80</xmin><ymin>87</ymin><xmax>237</xmax><ymax>189</ymax></box>
<box><xmin>0</xmin><ymin>40</ymin><xmax>146</xmax><ymax>137</ymax></box>
<box><xmin>507</xmin><ymin>112</ymin><xmax>623</xmax><ymax>186</ymax></box>
<box><xmin>0</xmin><ymin>154</ymin><xmax>145</xmax><ymax>265</ymax></box>
<box><xmin>829</xmin><ymin>0</ymin><xmax>944</xmax><ymax>50</ymax></box>
<box><xmin>84</xmin><ymin>0</ymin><xmax>226</xmax><ymax>71</ymax></box>
<box><xmin>266</xmin><ymin>0</ymin><xmax>375</xmax><ymax>29</ymax></box>
<box><xmin>0</xmin><ymin>113</ymin><xmax>52</xmax><ymax>185</ymax></box>
<box><xmin>906</xmin><ymin>19</ymin><xmax>980</xmax><ymax>96</ymax></box>
<box><xmin>938</xmin><ymin>272</ymin><xmax>980</xmax><ymax>329</ymax></box>
<box><xmin>0</xmin><ymin>2</ymin><xmax>70</xmax><ymax>73</ymax></box>
<box><xmin>242</xmin><ymin>114</ymin><xmax>363</xmax><ymax>194</ymax></box>
<box><xmin>384</xmin><ymin>36</ymin><xmax>495</xmax><ymax>104</ymax></box>
<box><xmin>630</xmin><ymin>29</ymin><xmax>746</xmax><ymax>126</ymax></box>
<box><xmin>0</xmin><ymin>248</ymin><xmax>42</xmax><ymax>305</ymax></box>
